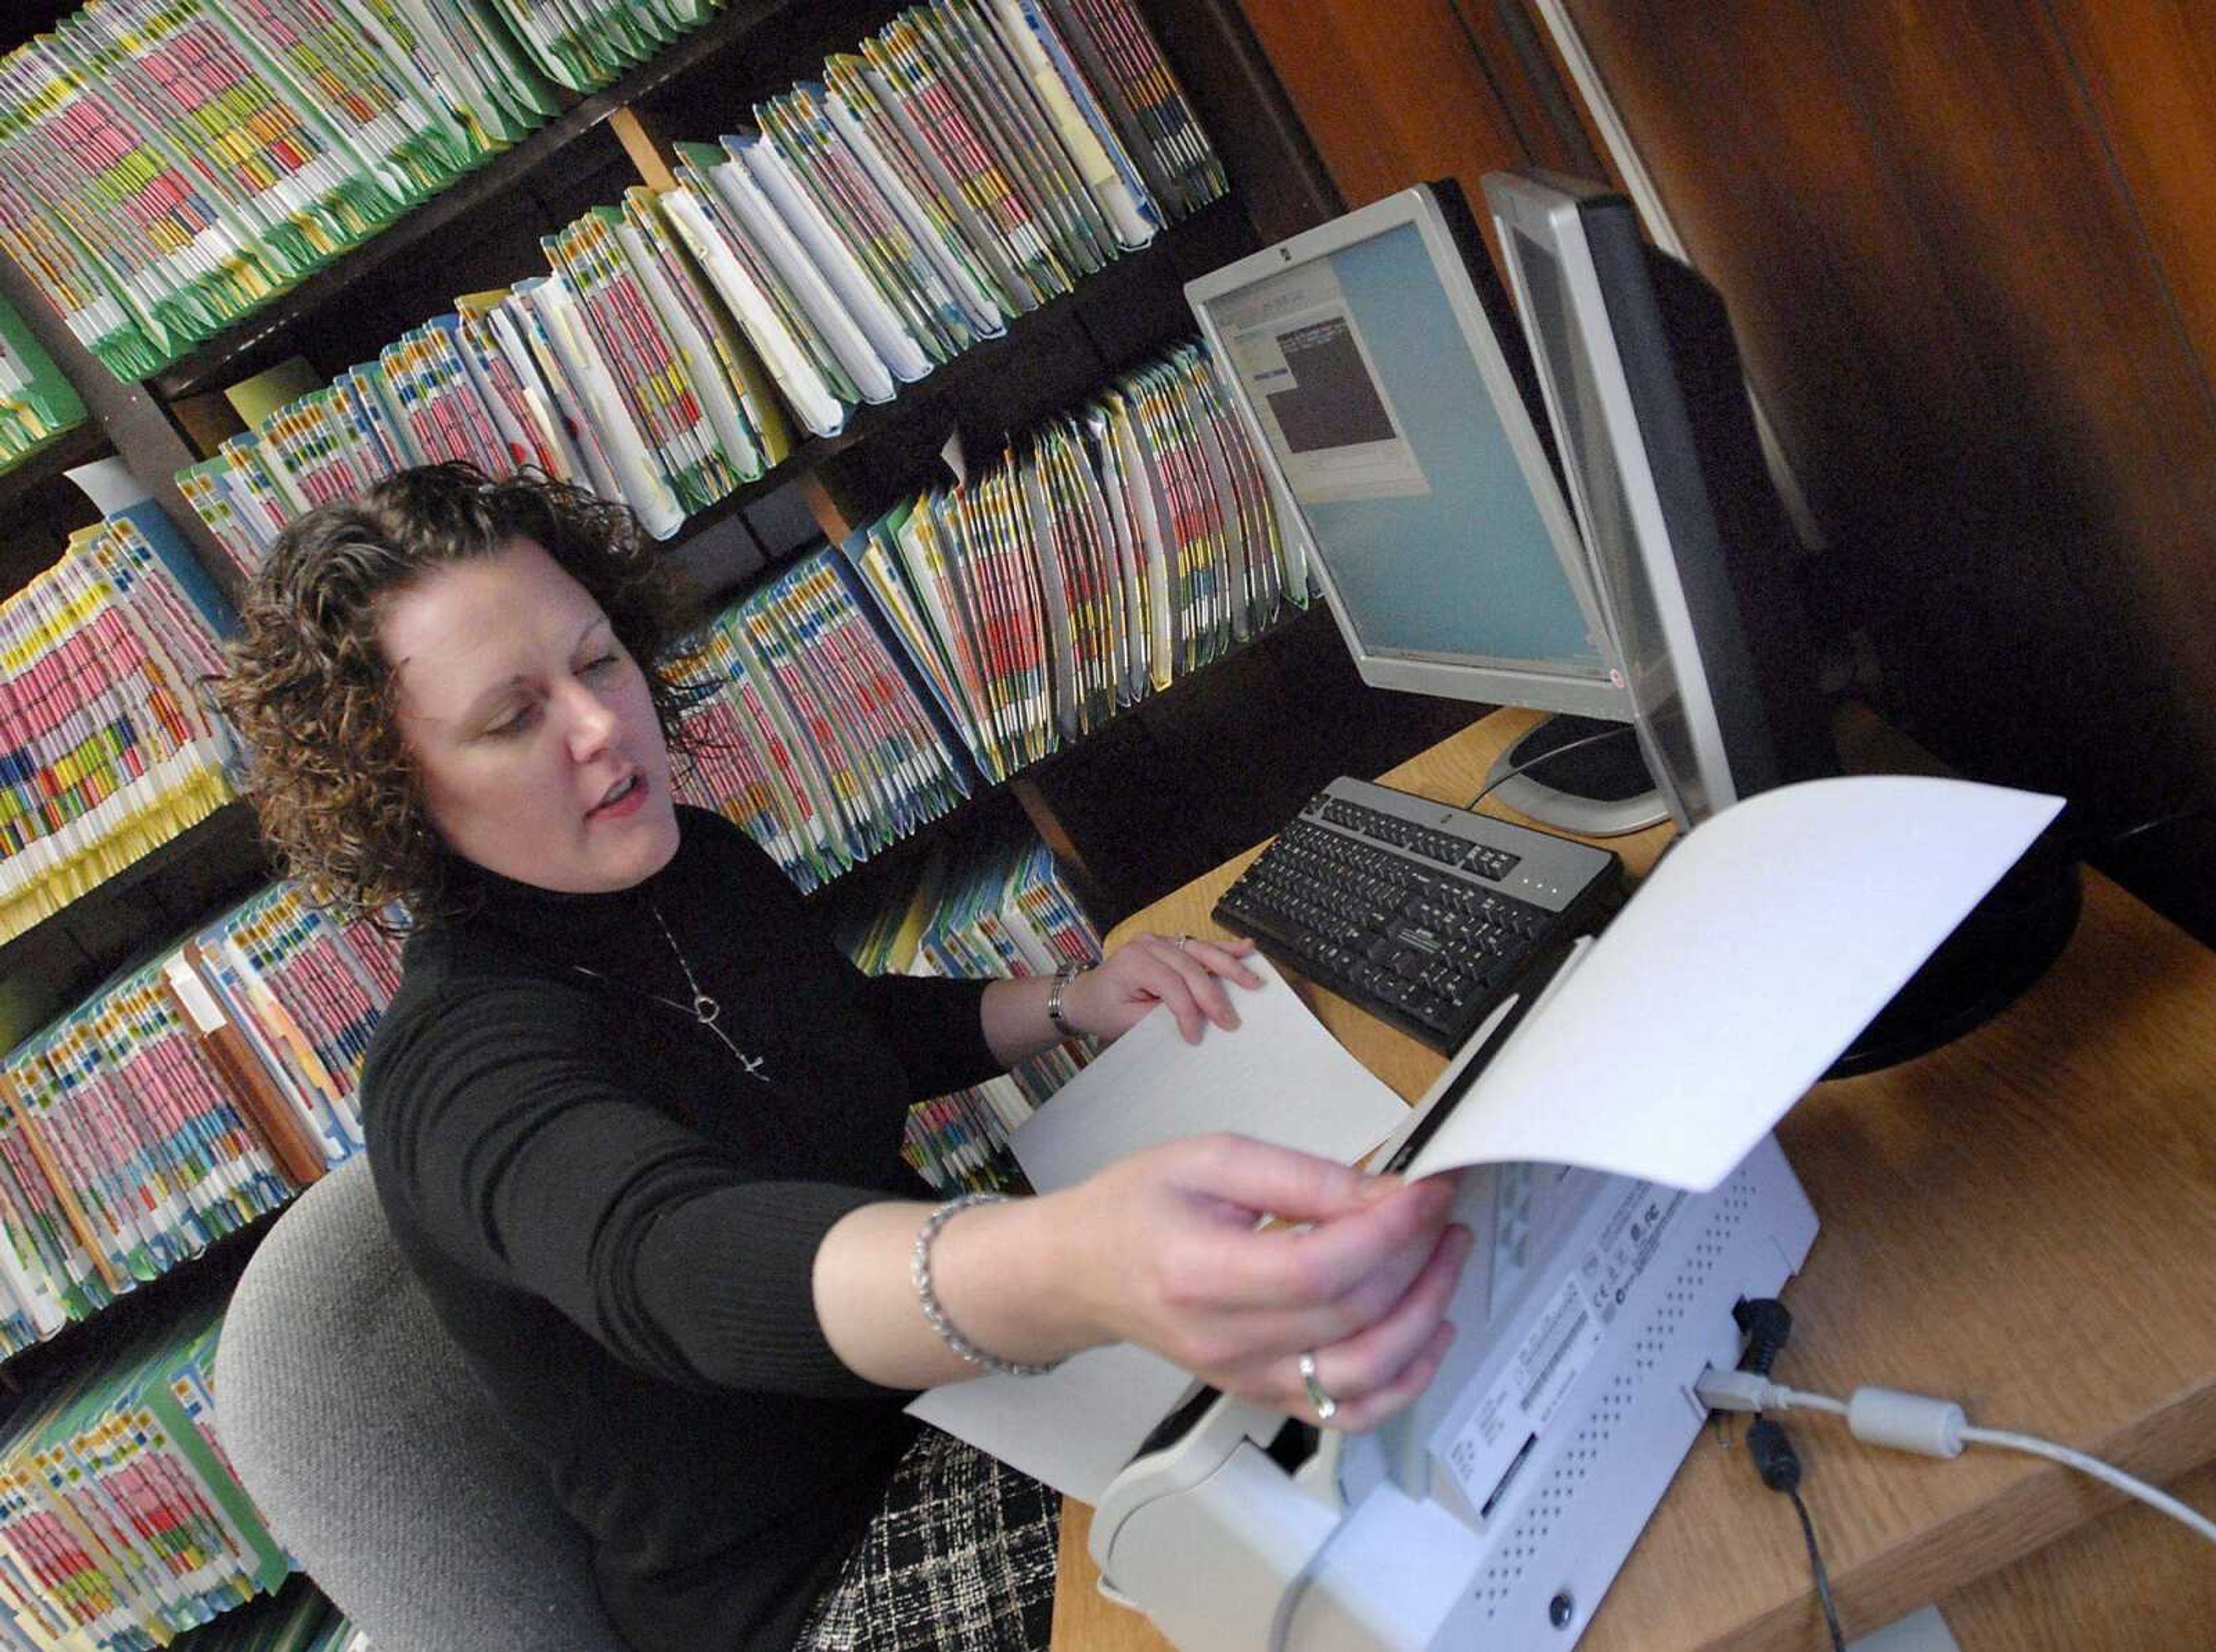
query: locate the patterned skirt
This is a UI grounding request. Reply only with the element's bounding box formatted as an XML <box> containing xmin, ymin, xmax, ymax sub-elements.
<box><xmin>795</xmin><ymin>1428</ymin><xmax>1061</xmax><ymax>1651</ymax></box>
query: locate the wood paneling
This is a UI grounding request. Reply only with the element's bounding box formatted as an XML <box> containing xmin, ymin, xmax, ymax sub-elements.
<box><xmin>1235</xmin><ymin>0</ymin><xmax>1533</xmax><ymax>215</ymax></box>
<box><xmin>1555</xmin><ymin>0</ymin><xmax>2216</xmax><ymax>905</ymax></box>
<box><xmin>1235</xmin><ymin>0</ymin><xmax>2216</xmax><ymax>938</ymax></box>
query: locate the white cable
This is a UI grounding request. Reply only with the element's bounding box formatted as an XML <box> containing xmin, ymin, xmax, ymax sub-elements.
<box><xmin>1693</xmin><ymin>1369</ymin><xmax>2216</xmax><ymax>1548</ymax></box>
<box><xmin>1958</xmin><ymin>1425</ymin><xmax>2216</xmax><ymax>1546</ymax></box>
<box><xmin>1694</xmin><ymin>1369</ymin><xmax>1845</xmax><ymax>1417</ymax></box>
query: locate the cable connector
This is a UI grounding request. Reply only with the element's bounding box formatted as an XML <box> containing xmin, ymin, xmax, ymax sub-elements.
<box><xmin>1746</xmin><ymin>1418</ymin><xmax>1802</xmax><ymax>1492</ymax></box>
<box><xmin>1733</xmin><ymin>1297</ymin><xmax>1794</xmax><ymax>1377</ymax></box>
<box><xmin>1846</xmin><ymin>1387</ymin><xmax>1966</xmax><ymax>1459</ymax></box>
<box><xmin>1695</xmin><ymin>1368</ymin><xmax>1779</xmax><ymax>1414</ymax></box>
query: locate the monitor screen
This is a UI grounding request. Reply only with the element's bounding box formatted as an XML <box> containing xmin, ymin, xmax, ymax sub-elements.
<box><xmin>1485</xmin><ymin>170</ymin><xmax>1825</xmax><ymax>828</ymax></box>
<box><xmin>1185</xmin><ymin>186</ymin><xmax>1630</xmax><ymax>724</ymax></box>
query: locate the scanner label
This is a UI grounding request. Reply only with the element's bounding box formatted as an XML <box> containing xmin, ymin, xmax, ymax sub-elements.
<box><xmin>1442</xmin><ymin>1178</ymin><xmax>1685</xmax><ymax>1520</ymax></box>
<box><xmin>1586</xmin><ymin>1181</ymin><xmax>1686</xmax><ymax>1326</ymax></box>
<box><xmin>1444</xmin><ymin>1273</ymin><xmax>1601</xmax><ymax>1516</ymax></box>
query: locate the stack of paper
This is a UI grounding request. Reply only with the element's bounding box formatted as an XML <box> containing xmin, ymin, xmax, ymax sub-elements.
<box><xmin>163</xmin><ymin>1574</ymin><xmax>361</xmax><ymax>1652</ymax></box>
<box><xmin>0</xmin><ymin>0</ymin><xmax>571</xmax><ymax>381</ymax></box>
<box><xmin>169</xmin><ymin>0</ymin><xmax>1222</xmax><ymax>546</ymax></box>
<box><xmin>835</xmin><ymin>826</ymin><xmax>1104</xmax><ymax>1194</ymax></box>
<box><xmin>669</xmin><ymin>548</ymin><xmax>972</xmax><ymax>890</ymax></box>
<box><xmin>840</xmin><ymin>339</ymin><xmax>1300</xmax><ymax>782</ymax></box>
<box><xmin>0</xmin><ymin>1302</ymin><xmax>292</xmax><ymax>1650</ymax></box>
<box><xmin>0</xmin><ymin>169</ymin><xmax>145</xmax><ymax>392</ymax></box>
<box><xmin>179</xmin><ymin>885</ymin><xmax>400</xmax><ymax>1176</ymax></box>
<box><xmin>651</xmin><ymin>0</ymin><xmax>1223</xmax><ymax>440</ymax></box>
<box><xmin>0</xmin><ymin>293</ymin><xmax>87</xmax><ymax>471</ymax></box>
<box><xmin>1032</xmin><ymin>0</ymin><xmax>1229</xmax><ymax>216</ymax></box>
<box><xmin>0</xmin><ymin>882</ymin><xmax>398</xmax><ymax>1361</ymax></box>
<box><xmin>542</xmin><ymin>208</ymin><xmax>759</xmax><ymax>519</ymax></box>
<box><xmin>367</xmin><ymin>0</ymin><xmax>559</xmax><ymax>150</ymax></box>
<box><xmin>175</xmin><ymin>460</ymin><xmax>275</xmax><ymax>589</ymax></box>
<box><xmin>0</xmin><ymin>1047</ymin><xmax>116</xmax><ymax>1349</ymax></box>
<box><xmin>487</xmin><ymin>0</ymin><xmax>723</xmax><ymax>93</ymax></box>
<box><xmin>177</xmin><ymin>213</ymin><xmax>793</xmax><ymax>560</ymax></box>
<box><xmin>662</xmin><ymin>138</ymin><xmax>888</xmax><ymax>439</ymax></box>
<box><xmin>0</xmin><ymin>960</ymin><xmax>299</xmax><ymax>1351</ymax></box>
<box><xmin>0</xmin><ymin>504</ymin><xmax>242</xmax><ymax>945</ymax></box>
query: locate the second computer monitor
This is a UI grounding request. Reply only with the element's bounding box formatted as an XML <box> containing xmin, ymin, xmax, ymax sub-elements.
<box><xmin>1483</xmin><ymin>169</ymin><xmax>1832</xmax><ymax>829</ymax></box>
<box><xmin>1184</xmin><ymin>184</ymin><xmax>1635</xmax><ymax>743</ymax></box>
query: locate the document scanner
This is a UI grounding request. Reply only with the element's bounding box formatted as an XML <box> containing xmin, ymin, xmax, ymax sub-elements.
<box><xmin>1089</xmin><ymin>981</ymin><xmax>1819</xmax><ymax>1651</ymax></box>
<box><xmin>1080</xmin><ymin>776</ymin><xmax>2066</xmax><ymax>1649</ymax></box>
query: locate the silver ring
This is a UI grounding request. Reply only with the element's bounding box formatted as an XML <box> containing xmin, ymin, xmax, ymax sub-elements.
<box><xmin>1174</xmin><ymin>934</ymin><xmax>1190</xmax><ymax>952</ymax></box>
<box><xmin>1298</xmin><ymin>1350</ymin><xmax>1338</xmax><ymax>1422</ymax></box>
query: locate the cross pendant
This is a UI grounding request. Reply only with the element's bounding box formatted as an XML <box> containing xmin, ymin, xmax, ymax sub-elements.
<box><xmin>694</xmin><ymin>994</ymin><xmax>770</xmax><ymax>1083</ymax></box>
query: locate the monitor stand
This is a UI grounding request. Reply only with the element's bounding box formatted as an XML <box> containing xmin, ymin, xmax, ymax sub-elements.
<box><xmin>1824</xmin><ymin>827</ymin><xmax>2082</xmax><ymax>1077</ymax></box>
<box><xmin>1481</xmin><ymin>713</ymin><xmax>1670</xmax><ymax>837</ymax></box>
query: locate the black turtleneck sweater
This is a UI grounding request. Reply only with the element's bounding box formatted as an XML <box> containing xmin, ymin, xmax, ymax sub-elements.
<box><xmin>360</xmin><ymin>807</ymin><xmax>1002</xmax><ymax>1651</ymax></box>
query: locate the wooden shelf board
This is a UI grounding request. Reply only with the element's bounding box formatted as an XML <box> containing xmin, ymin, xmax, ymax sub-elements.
<box><xmin>0</xmin><ymin>799</ymin><xmax>263</xmax><ymax>980</ymax></box>
<box><xmin>0</xmin><ymin>422</ymin><xmax>110</xmax><ymax>517</ymax></box>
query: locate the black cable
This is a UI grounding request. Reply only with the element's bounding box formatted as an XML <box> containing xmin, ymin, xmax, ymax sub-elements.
<box><xmin>2101</xmin><ymin>801</ymin><xmax>2215</xmax><ymax>855</ymax></box>
<box><xmin>1787</xmin><ymin>1482</ymin><xmax>1848</xmax><ymax>1652</ymax></box>
<box><xmin>1728</xmin><ymin>1301</ymin><xmax>1844</xmax><ymax>1651</ymax></box>
<box><xmin>1733</xmin><ymin>1297</ymin><xmax>1792</xmax><ymax>1377</ymax></box>
<box><xmin>1468</xmin><ymin>722</ymin><xmax>1640</xmax><ymax>811</ymax></box>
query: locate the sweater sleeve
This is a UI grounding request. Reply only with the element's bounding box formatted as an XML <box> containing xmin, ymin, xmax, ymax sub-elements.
<box><xmin>852</xmin><ymin>972</ymin><xmax>1001</xmax><ymax>1102</ymax></box>
<box><xmin>365</xmin><ymin>983</ymin><xmax>907</xmax><ymax>1400</ymax></box>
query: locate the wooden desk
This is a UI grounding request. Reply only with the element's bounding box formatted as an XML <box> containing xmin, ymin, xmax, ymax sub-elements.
<box><xmin>1051</xmin><ymin>708</ymin><xmax>2216</xmax><ymax>1651</ymax></box>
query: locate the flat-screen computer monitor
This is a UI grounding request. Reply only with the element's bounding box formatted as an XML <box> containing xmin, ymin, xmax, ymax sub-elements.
<box><xmin>1184</xmin><ymin>182</ymin><xmax>1669</xmax><ymax>836</ymax></box>
<box><xmin>1485</xmin><ymin>168</ymin><xmax>2079</xmax><ymax>1072</ymax></box>
<box><xmin>1482</xmin><ymin>168</ymin><xmax>1836</xmax><ymax>829</ymax></box>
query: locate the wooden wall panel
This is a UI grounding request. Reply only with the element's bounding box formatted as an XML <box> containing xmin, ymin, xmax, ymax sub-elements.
<box><xmin>2045</xmin><ymin>1</ymin><xmax>2216</xmax><ymax>375</ymax></box>
<box><xmin>1556</xmin><ymin>0</ymin><xmax>2216</xmax><ymax>846</ymax></box>
<box><xmin>1234</xmin><ymin>0</ymin><xmax>1532</xmax><ymax>217</ymax></box>
<box><xmin>1236</xmin><ymin>0</ymin><xmax>2216</xmax><ymax>935</ymax></box>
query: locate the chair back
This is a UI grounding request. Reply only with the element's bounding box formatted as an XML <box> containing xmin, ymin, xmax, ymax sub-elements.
<box><xmin>215</xmin><ymin>1156</ymin><xmax>630</xmax><ymax>1651</ymax></box>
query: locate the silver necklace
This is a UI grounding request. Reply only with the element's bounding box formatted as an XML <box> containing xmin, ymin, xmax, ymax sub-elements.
<box><xmin>571</xmin><ymin>898</ymin><xmax>771</xmax><ymax>1083</ymax></box>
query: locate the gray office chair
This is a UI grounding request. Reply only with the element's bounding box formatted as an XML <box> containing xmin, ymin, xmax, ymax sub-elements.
<box><xmin>215</xmin><ymin>1156</ymin><xmax>630</xmax><ymax>1651</ymax></box>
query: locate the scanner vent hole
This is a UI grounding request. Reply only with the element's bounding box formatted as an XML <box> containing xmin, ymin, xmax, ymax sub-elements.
<box><xmin>1470</xmin><ymin>1165</ymin><xmax>1758</xmax><ymax>1620</ymax></box>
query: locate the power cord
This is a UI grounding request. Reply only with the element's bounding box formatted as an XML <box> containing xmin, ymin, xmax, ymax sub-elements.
<box><xmin>1695</xmin><ymin>1369</ymin><xmax>2216</xmax><ymax>1546</ymax></box>
<box><xmin>1727</xmin><ymin>1299</ymin><xmax>1847</xmax><ymax>1652</ymax></box>
<box><xmin>2100</xmin><ymin>801</ymin><xmax>2214</xmax><ymax>855</ymax></box>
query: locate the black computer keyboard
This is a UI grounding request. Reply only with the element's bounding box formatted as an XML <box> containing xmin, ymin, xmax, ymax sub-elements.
<box><xmin>1214</xmin><ymin>776</ymin><xmax>1624</xmax><ymax>1052</ymax></box>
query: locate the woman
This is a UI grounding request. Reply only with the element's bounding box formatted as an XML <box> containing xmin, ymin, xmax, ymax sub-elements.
<box><xmin>219</xmin><ymin>464</ymin><xmax>1469</xmax><ymax>1651</ymax></box>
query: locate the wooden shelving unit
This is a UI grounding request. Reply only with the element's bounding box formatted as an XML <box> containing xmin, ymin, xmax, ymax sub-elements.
<box><xmin>0</xmin><ymin>12</ymin><xmax>1518</xmax><ymax>1643</ymax></box>
<box><xmin>0</xmin><ymin>0</ymin><xmax>1356</xmax><ymax>988</ymax></box>
<box><xmin>143</xmin><ymin>0</ymin><xmax>905</xmax><ymax>400</ymax></box>
<box><xmin>0</xmin><ymin>421</ymin><xmax>108</xmax><ymax>516</ymax></box>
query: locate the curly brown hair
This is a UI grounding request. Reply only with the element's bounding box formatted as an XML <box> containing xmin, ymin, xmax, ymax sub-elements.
<box><xmin>218</xmin><ymin>463</ymin><xmax>696</xmax><ymax>928</ymax></box>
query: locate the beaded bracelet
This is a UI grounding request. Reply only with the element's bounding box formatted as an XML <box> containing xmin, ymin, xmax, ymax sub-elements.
<box><xmin>910</xmin><ymin>1193</ymin><xmax>1063</xmax><ymax>1377</ymax></box>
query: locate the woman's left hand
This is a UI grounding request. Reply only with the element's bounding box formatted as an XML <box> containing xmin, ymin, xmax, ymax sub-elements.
<box><xmin>1064</xmin><ymin>932</ymin><xmax>1266</xmax><ymax>1044</ymax></box>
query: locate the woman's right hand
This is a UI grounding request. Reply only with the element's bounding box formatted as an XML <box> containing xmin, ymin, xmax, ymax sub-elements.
<box><xmin>1052</xmin><ymin>1134</ymin><xmax>1472</xmax><ymax>1432</ymax></box>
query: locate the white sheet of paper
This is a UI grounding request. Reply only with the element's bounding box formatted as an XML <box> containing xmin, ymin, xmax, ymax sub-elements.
<box><xmin>909</xmin><ymin>956</ymin><xmax>1409</xmax><ymax>1500</ymax></box>
<box><xmin>1403</xmin><ymin>775</ymin><xmax>2063</xmax><ymax>1190</ymax></box>
<box><xmin>906</xmin><ymin>1343</ymin><xmax>1198</xmax><ymax>1502</ymax></box>
<box><xmin>1008</xmin><ymin>954</ymin><xmax>1410</xmax><ymax>1192</ymax></box>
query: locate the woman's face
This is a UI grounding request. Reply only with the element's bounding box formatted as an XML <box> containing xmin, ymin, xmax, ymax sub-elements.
<box><xmin>379</xmin><ymin>538</ymin><xmax>681</xmax><ymax>894</ymax></box>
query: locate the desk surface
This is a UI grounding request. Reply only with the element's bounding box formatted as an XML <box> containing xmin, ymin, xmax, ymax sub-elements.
<box><xmin>1050</xmin><ymin>707</ymin><xmax>2216</xmax><ymax>1651</ymax></box>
